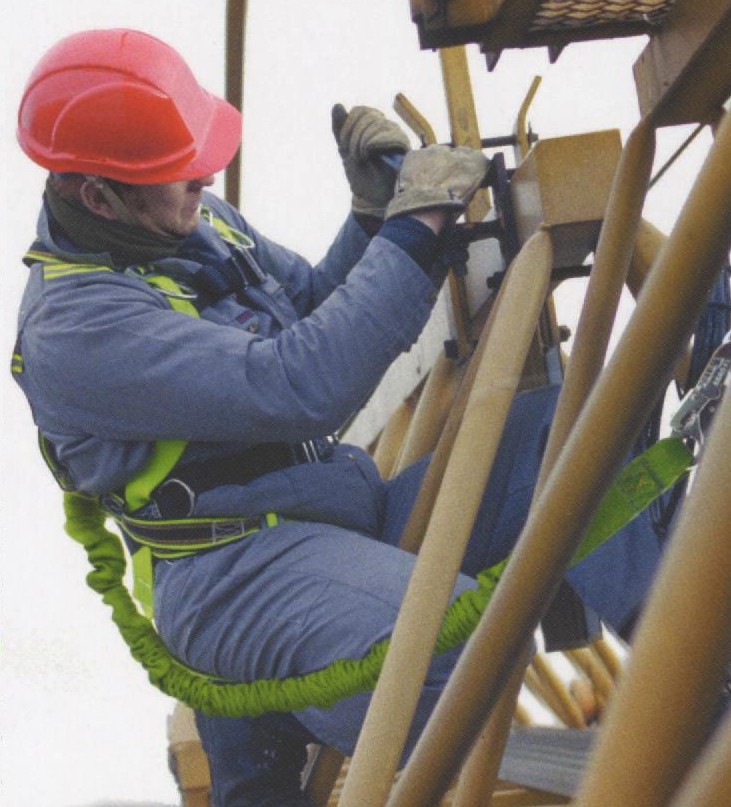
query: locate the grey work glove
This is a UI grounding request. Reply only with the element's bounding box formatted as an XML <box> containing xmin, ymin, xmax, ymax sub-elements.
<box><xmin>385</xmin><ymin>144</ymin><xmax>488</xmax><ymax>219</ymax></box>
<box><xmin>332</xmin><ymin>103</ymin><xmax>411</xmax><ymax>218</ymax></box>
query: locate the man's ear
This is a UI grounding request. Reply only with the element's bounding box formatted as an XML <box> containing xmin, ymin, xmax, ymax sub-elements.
<box><xmin>79</xmin><ymin>177</ymin><xmax>118</xmax><ymax>220</ymax></box>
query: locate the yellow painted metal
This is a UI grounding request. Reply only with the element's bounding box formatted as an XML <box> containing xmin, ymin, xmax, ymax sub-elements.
<box><xmin>489</xmin><ymin>789</ymin><xmax>570</xmax><ymax>807</ymax></box>
<box><xmin>509</xmin><ymin>130</ymin><xmax>624</xmax><ymax>269</ymax></box>
<box><xmin>564</xmin><ymin>648</ymin><xmax>613</xmax><ymax>709</ymax></box>
<box><xmin>626</xmin><ymin>217</ymin><xmax>666</xmax><ymax>299</ymax></box>
<box><xmin>306</xmin><ymin>80</ymin><xmax>473</xmax><ymax>802</ymax></box>
<box><xmin>633</xmin><ymin>0</ymin><xmax>731</xmax><ymax>126</ymax></box>
<box><xmin>510</xmin><ymin>73</ymin><xmax>563</xmax><ymax>402</ymax></box>
<box><xmin>372</xmin><ymin>396</ymin><xmax>417</xmax><ymax>479</ymax></box>
<box><xmin>337</xmin><ymin>230</ymin><xmax>553</xmax><ymax>807</ymax></box>
<box><xmin>392</xmin><ymin>88</ymin><xmax>474</xmax><ymax>361</ymax></box>
<box><xmin>512</xmin><ymin>132</ymin><xmax>652</xmax><ymax>748</ymax></box>
<box><xmin>384</xmin><ymin>107</ymin><xmax>731</xmax><ymax>807</ymax></box>
<box><xmin>536</xmin><ymin>119</ymin><xmax>655</xmax><ymax>493</ymax></box>
<box><xmin>665</xmin><ymin>712</ymin><xmax>731</xmax><ymax>807</ymax></box>
<box><xmin>396</xmin><ymin>320</ymin><xmax>491</xmax><ymax>555</ymax></box>
<box><xmin>568</xmin><ymin>109</ymin><xmax>731</xmax><ymax>807</ymax></box>
<box><xmin>393</xmin><ymin>351</ymin><xmax>466</xmax><ymax>474</ymax></box>
<box><xmin>527</xmin><ymin>655</ymin><xmax>587</xmax><ymax>729</ymax></box>
<box><xmin>628</xmin><ymin>218</ymin><xmax>693</xmax><ymax>389</ymax></box>
<box><xmin>440</xmin><ymin>46</ymin><xmax>490</xmax><ymax>357</ymax></box>
<box><xmin>591</xmin><ymin>637</ymin><xmax>623</xmax><ymax>682</ymax></box>
<box><xmin>394</xmin><ymin>93</ymin><xmax>438</xmax><ymax>147</ymax></box>
<box><xmin>396</xmin><ymin>220</ymin><xmax>540</xmax><ymax>558</ymax></box>
<box><xmin>573</xmin><ymin>350</ymin><xmax>731</xmax><ymax>806</ymax></box>
<box><xmin>224</xmin><ymin>0</ymin><xmax>247</xmax><ymax>208</ymax></box>
<box><xmin>451</xmin><ymin>647</ymin><xmax>533</xmax><ymax>807</ymax></box>
<box><xmin>440</xmin><ymin>47</ymin><xmax>491</xmax><ymax>223</ymax></box>
<box><xmin>513</xmin><ymin>702</ymin><xmax>534</xmax><ymax>728</ymax></box>
<box><xmin>513</xmin><ymin>76</ymin><xmax>542</xmax><ymax>162</ymax></box>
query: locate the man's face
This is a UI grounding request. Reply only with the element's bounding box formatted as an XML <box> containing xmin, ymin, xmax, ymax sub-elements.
<box><xmin>118</xmin><ymin>175</ymin><xmax>215</xmax><ymax>237</ymax></box>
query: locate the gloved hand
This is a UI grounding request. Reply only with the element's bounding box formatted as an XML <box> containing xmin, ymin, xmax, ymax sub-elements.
<box><xmin>385</xmin><ymin>144</ymin><xmax>488</xmax><ymax>220</ymax></box>
<box><xmin>332</xmin><ymin>104</ymin><xmax>411</xmax><ymax>218</ymax></box>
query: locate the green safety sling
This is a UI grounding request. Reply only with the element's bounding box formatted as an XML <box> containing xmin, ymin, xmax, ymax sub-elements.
<box><xmin>13</xmin><ymin>212</ymin><xmax>695</xmax><ymax>717</ymax></box>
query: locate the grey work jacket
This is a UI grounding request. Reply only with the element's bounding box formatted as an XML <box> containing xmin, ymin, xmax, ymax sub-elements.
<box><xmin>14</xmin><ymin>192</ymin><xmax>439</xmax><ymax>536</ymax></box>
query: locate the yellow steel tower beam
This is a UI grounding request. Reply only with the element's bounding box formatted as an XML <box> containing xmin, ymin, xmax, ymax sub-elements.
<box><xmin>386</xmin><ymin>106</ymin><xmax>731</xmax><ymax>807</ymax></box>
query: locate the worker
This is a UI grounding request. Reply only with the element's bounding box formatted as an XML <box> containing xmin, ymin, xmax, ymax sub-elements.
<box><xmin>14</xmin><ymin>29</ymin><xmax>662</xmax><ymax>807</ymax></box>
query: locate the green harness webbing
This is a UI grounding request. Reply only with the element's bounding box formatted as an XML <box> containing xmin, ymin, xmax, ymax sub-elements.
<box><xmin>62</xmin><ymin>435</ymin><xmax>693</xmax><ymax>717</ymax></box>
<box><xmin>25</xmin><ymin>238</ymin><xmax>696</xmax><ymax>717</ymax></box>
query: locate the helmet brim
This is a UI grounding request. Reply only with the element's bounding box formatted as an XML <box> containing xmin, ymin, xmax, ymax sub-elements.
<box><xmin>152</xmin><ymin>91</ymin><xmax>243</xmax><ymax>185</ymax></box>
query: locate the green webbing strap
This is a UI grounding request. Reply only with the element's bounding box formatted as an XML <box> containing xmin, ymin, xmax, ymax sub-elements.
<box><xmin>572</xmin><ymin>436</ymin><xmax>693</xmax><ymax>565</ymax></box>
<box><xmin>120</xmin><ymin>273</ymin><xmax>200</xmax><ymax>617</ymax></box>
<box><xmin>124</xmin><ymin>439</ymin><xmax>189</xmax><ymax>513</ymax></box>
<box><xmin>62</xmin><ymin>434</ymin><xmax>693</xmax><ymax>718</ymax></box>
<box><xmin>124</xmin><ymin>280</ymin><xmax>198</xmax><ymax>507</ymax></box>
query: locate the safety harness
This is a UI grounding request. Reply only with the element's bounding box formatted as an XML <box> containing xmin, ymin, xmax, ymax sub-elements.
<box><xmin>11</xmin><ymin>208</ymin><xmax>703</xmax><ymax>717</ymax></box>
<box><xmin>22</xmin><ymin>208</ymin><xmax>303</xmax><ymax>618</ymax></box>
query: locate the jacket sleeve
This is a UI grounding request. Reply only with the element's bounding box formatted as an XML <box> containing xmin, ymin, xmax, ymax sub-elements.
<box><xmin>21</xmin><ymin>236</ymin><xmax>438</xmax><ymax>446</ymax></box>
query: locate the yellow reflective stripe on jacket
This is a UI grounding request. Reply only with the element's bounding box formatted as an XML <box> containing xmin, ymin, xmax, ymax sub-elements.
<box><xmin>43</xmin><ymin>265</ymin><xmax>113</xmax><ymax>280</ymax></box>
<box><xmin>23</xmin><ymin>250</ymin><xmax>199</xmax><ymax>512</ymax></box>
<box><xmin>25</xmin><ymin>248</ymin><xmax>114</xmax><ymax>280</ymax></box>
<box><xmin>11</xmin><ymin>353</ymin><xmax>24</xmax><ymax>374</ymax></box>
<box><xmin>122</xmin><ymin>275</ymin><xmax>200</xmax><ymax>509</ymax></box>
<box><xmin>122</xmin><ymin>274</ymin><xmax>197</xmax><ymax>618</ymax></box>
<box><xmin>141</xmin><ymin>274</ymin><xmax>200</xmax><ymax>319</ymax></box>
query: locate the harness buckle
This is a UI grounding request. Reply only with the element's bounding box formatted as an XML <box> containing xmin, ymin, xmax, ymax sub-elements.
<box><xmin>153</xmin><ymin>477</ymin><xmax>197</xmax><ymax>518</ymax></box>
<box><xmin>293</xmin><ymin>435</ymin><xmax>338</xmax><ymax>463</ymax></box>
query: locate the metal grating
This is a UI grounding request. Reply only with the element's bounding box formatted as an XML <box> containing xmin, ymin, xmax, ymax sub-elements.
<box><xmin>530</xmin><ymin>0</ymin><xmax>677</xmax><ymax>32</ymax></box>
<box><xmin>412</xmin><ymin>0</ymin><xmax>685</xmax><ymax>53</ymax></box>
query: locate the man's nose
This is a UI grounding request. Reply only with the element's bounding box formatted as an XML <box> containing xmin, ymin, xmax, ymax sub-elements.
<box><xmin>191</xmin><ymin>175</ymin><xmax>216</xmax><ymax>190</ymax></box>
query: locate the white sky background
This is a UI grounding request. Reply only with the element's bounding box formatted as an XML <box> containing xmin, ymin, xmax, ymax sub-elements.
<box><xmin>0</xmin><ymin>2</ymin><xmax>715</xmax><ymax>806</ymax></box>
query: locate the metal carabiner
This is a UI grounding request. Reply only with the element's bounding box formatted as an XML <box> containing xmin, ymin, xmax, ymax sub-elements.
<box><xmin>671</xmin><ymin>333</ymin><xmax>731</xmax><ymax>443</ymax></box>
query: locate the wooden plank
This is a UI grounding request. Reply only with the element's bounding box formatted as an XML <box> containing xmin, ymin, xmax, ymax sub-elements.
<box><xmin>633</xmin><ymin>0</ymin><xmax>731</xmax><ymax>125</ymax></box>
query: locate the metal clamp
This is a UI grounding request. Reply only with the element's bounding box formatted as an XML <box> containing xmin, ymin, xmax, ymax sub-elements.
<box><xmin>671</xmin><ymin>333</ymin><xmax>731</xmax><ymax>443</ymax></box>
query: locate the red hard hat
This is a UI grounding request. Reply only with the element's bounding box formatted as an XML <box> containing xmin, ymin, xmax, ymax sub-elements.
<box><xmin>17</xmin><ymin>29</ymin><xmax>242</xmax><ymax>184</ymax></box>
